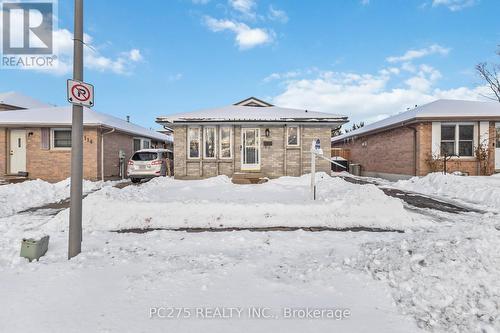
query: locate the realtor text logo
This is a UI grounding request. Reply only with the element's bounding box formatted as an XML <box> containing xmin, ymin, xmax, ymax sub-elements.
<box><xmin>1</xmin><ymin>1</ymin><xmax>57</xmax><ymax>69</ymax></box>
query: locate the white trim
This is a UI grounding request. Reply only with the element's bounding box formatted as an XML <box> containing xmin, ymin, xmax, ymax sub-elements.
<box><xmin>187</xmin><ymin>126</ymin><xmax>201</xmax><ymax>159</ymax></box>
<box><xmin>241</xmin><ymin>128</ymin><xmax>261</xmax><ymax>171</ymax></box>
<box><xmin>51</xmin><ymin>128</ymin><xmax>72</xmax><ymax>150</ymax></box>
<box><xmin>286</xmin><ymin>125</ymin><xmax>300</xmax><ymax>147</ymax></box>
<box><xmin>203</xmin><ymin>126</ymin><xmax>217</xmax><ymax>159</ymax></box>
<box><xmin>219</xmin><ymin>126</ymin><xmax>233</xmax><ymax>159</ymax></box>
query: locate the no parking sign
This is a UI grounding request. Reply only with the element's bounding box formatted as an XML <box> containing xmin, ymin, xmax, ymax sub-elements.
<box><xmin>67</xmin><ymin>79</ymin><xmax>94</xmax><ymax>107</ymax></box>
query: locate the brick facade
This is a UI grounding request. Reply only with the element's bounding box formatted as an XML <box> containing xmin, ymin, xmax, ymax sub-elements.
<box><xmin>333</xmin><ymin>120</ymin><xmax>498</xmax><ymax>179</ymax></box>
<box><xmin>173</xmin><ymin>124</ymin><xmax>332</xmax><ymax>179</ymax></box>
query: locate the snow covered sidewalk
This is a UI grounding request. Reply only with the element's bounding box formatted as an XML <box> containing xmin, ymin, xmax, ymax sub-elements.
<box><xmin>40</xmin><ymin>173</ymin><xmax>428</xmax><ymax>233</ymax></box>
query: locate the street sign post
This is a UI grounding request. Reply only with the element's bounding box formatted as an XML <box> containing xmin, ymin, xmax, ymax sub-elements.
<box><xmin>68</xmin><ymin>0</ymin><xmax>84</xmax><ymax>260</ymax></box>
<box><xmin>67</xmin><ymin>79</ymin><xmax>94</xmax><ymax>107</ymax></box>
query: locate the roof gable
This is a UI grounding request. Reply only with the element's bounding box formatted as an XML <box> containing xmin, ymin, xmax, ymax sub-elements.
<box><xmin>234</xmin><ymin>97</ymin><xmax>274</xmax><ymax>107</ymax></box>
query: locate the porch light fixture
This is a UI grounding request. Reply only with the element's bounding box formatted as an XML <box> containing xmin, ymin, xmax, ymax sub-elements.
<box><xmin>265</xmin><ymin>128</ymin><xmax>270</xmax><ymax>137</ymax></box>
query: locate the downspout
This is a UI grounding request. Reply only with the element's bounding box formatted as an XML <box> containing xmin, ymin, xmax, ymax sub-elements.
<box><xmin>101</xmin><ymin>127</ymin><xmax>115</xmax><ymax>181</ymax></box>
<box><xmin>406</xmin><ymin>125</ymin><xmax>418</xmax><ymax>176</ymax></box>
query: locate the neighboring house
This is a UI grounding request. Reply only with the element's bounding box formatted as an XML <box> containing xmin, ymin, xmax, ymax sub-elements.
<box><xmin>156</xmin><ymin>97</ymin><xmax>348</xmax><ymax>180</ymax></box>
<box><xmin>331</xmin><ymin>99</ymin><xmax>500</xmax><ymax>180</ymax></box>
<box><xmin>0</xmin><ymin>106</ymin><xmax>171</xmax><ymax>182</ymax></box>
<box><xmin>0</xmin><ymin>91</ymin><xmax>52</xmax><ymax>110</ymax></box>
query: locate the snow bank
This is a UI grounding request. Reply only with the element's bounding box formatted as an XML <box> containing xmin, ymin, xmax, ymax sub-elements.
<box><xmin>0</xmin><ymin>178</ymin><xmax>119</xmax><ymax>217</ymax></box>
<box><xmin>46</xmin><ymin>173</ymin><xmax>425</xmax><ymax>232</ymax></box>
<box><xmin>394</xmin><ymin>173</ymin><xmax>500</xmax><ymax>212</ymax></box>
<box><xmin>348</xmin><ymin>217</ymin><xmax>500</xmax><ymax>332</ymax></box>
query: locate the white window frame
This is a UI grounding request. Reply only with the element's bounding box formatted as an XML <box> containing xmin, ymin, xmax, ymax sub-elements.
<box><xmin>203</xmin><ymin>126</ymin><xmax>217</xmax><ymax>159</ymax></box>
<box><xmin>219</xmin><ymin>126</ymin><xmax>233</xmax><ymax>159</ymax></box>
<box><xmin>440</xmin><ymin>122</ymin><xmax>475</xmax><ymax>157</ymax></box>
<box><xmin>287</xmin><ymin>126</ymin><xmax>300</xmax><ymax>147</ymax></box>
<box><xmin>187</xmin><ymin>127</ymin><xmax>201</xmax><ymax>159</ymax></box>
<box><xmin>51</xmin><ymin>128</ymin><xmax>72</xmax><ymax>150</ymax></box>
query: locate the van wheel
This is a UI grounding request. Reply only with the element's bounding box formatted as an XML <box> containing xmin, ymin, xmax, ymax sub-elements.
<box><xmin>131</xmin><ymin>178</ymin><xmax>141</xmax><ymax>183</ymax></box>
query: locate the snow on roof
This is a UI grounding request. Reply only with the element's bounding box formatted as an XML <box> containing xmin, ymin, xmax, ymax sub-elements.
<box><xmin>332</xmin><ymin>99</ymin><xmax>500</xmax><ymax>143</ymax></box>
<box><xmin>0</xmin><ymin>106</ymin><xmax>171</xmax><ymax>142</ymax></box>
<box><xmin>157</xmin><ymin>104</ymin><xmax>348</xmax><ymax>124</ymax></box>
<box><xmin>0</xmin><ymin>91</ymin><xmax>52</xmax><ymax>109</ymax></box>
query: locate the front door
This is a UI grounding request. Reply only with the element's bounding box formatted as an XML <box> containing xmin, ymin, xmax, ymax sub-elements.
<box><xmin>241</xmin><ymin>128</ymin><xmax>260</xmax><ymax>171</ymax></box>
<box><xmin>496</xmin><ymin>123</ymin><xmax>500</xmax><ymax>171</ymax></box>
<box><xmin>9</xmin><ymin>129</ymin><xmax>27</xmax><ymax>174</ymax></box>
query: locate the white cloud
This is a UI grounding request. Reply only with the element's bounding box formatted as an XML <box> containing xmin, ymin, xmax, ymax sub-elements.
<box><xmin>270</xmin><ymin>65</ymin><xmax>489</xmax><ymax>125</ymax></box>
<box><xmin>204</xmin><ymin>16</ymin><xmax>273</xmax><ymax>49</ymax></box>
<box><xmin>432</xmin><ymin>0</ymin><xmax>478</xmax><ymax>11</ymax></box>
<box><xmin>268</xmin><ymin>5</ymin><xmax>288</xmax><ymax>23</ymax></box>
<box><xmin>386</xmin><ymin>44</ymin><xmax>450</xmax><ymax>63</ymax></box>
<box><xmin>228</xmin><ymin>0</ymin><xmax>256</xmax><ymax>19</ymax></box>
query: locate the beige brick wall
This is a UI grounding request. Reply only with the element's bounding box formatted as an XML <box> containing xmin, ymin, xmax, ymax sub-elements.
<box><xmin>0</xmin><ymin>128</ymin><xmax>6</xmax><ymax>175</ymax></box>
<box><xmin>173</xmin><ymin>124</ymin><xmax>332</xmax><ymax>179</ymax></box>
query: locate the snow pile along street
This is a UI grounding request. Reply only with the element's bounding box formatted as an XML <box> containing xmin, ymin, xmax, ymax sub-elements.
<box><xmin>45</xmin><ymin>173</ymin><xmax>426</xmax><ymax>232</ymax></box>
<box><xmin>348</xmin><ymin>214</ymin><xmax>500</xmax><ymax>332</ymax></box>
<box><xmin>394</xmin><ymin>173</ymin><xmax>500</xmax><ymax>212</ymax></box>
<box><xmin>0</xmin><ymin>178</ymin><xmax>118</xmax><ymax>217</ymax></box>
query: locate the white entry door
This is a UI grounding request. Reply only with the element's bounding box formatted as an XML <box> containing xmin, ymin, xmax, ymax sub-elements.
<box><xmin>241</xmin><ymin>128</ymin><xmax>260</xmax><ymax>171</ymax></box>
<box><xmin>9</xmin><ymin>129</ymin><xmax>27</xmax><ymax>174</ymax></box>
<box><xmin>496</xmin><ymin>123</ymin><xmax>500</xmax><ymax>171</ymax></box>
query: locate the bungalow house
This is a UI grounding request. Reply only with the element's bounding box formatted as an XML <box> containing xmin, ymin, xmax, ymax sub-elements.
<box><xmin>331</xmin><ymin>99</ymin><xmax>500</xmax><ymax>180</ymax></box>
<box><xmin>0</xmin><ymin>100</ymin><xmax>171</xmax><ymax>182</ymax></box>
<box><xmin>156</xmin><ymin>97</ymin><xmax>348</xmax><ymax>181</ymax></box>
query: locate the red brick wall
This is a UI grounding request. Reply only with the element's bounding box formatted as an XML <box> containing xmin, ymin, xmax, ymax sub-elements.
<box><xmin>334</xmin><ymin>121</ymin><xmax>497</xmax><ymax>178</ymax></box>
<box><xmin>101</xmin><ymin>130</ymin><xmax>135</xmax><ymax>179</ymax></box>
<box><xmin>333</xmin><ymin>126</ymin><xmax>416</xmax><ymax>177</ymax></box>
<box><xmin>25</xmin><ymin>127</ymin><xmax>99</xmax><ymax>182</ymax></box>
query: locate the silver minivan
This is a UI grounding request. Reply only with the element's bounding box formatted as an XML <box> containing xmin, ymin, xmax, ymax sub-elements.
<box><xmin>127</xmin><ymin>149</ymin><xmax>173</xmax><ymax>183</ymax></box>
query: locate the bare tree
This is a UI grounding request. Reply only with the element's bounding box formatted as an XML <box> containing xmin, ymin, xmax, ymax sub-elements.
<box><xmin>476</xmin><ymin>47</ymin><xmax>500</xmax><ymax>102</ymax></box>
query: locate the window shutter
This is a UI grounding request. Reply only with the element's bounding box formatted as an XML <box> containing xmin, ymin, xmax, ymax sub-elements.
<box><xmin>41</xmin><ymin>128</ymin><xmax>50</xmax><ymax>150</ymax></box>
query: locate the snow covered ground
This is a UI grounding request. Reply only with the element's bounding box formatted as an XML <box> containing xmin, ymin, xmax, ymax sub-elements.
<box><xmin>394</xmin><ymin>173</ymin><xmax>500</xmax><ymax>213</ymax></box>
<box><xmin>0</xmin><ymin>178</ymin><xmax>120</xmax><ymax>217</ymax></box>
<box><xmin>1</xmin><ymin>173</ymin><xmax>499</xmax><ymax>332</ymax></box>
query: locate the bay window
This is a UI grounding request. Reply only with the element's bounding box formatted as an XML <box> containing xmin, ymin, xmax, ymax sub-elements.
<box><xmin>188</xmin><ymin>127</ymin><xmax>201</xmax><ymax>159</ymax></box>
<box><xmin>204</xmin><ymin>127</ymin><xmax>216</xmax><ymax>159</ymax></box>
<box><xmin>219</xmin><ymin>127</ymin><xmax>232</xmax><ymax>159</ymax></box>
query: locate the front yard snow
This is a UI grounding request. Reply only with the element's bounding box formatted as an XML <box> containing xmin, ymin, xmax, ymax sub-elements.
<box><xmin>44</xmin><ymin>173</ymin><xmax>425</xmax><ymax>232</ymax></box>
<box><xmin>0</xmin><ymin>178</ymin><xmax>118</xmax><ymax>217</ymax></box>
<box><xmin>394</xmin><ymin>173</ymin><xmax>500</xmax><ymax>212</ymax></box>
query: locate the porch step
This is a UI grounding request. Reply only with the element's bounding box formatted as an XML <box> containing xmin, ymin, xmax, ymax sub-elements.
<box><xmin>232</xmin><ymin>173</ymin><xmax>268</xmax><ymax>185</ymax></box>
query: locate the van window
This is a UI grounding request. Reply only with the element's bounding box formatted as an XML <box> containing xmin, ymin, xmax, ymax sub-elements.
<box><xmin>132</xmin><ymin>152</ymin><xmax>158</xmax><ymax>161</ymax></box>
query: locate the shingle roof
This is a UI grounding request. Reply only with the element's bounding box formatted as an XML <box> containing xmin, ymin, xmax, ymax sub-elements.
<box><xmin>331</xmin><ymin>99</ymin><xmax>500</xmax><ymax>143</ymax></box>
<box><xmin>0</xmin><ymin>106</ymin><xmax>171</xmax><ymax>142</ymax></box>
<box><xmin>0</xmin><ymin>91</ymin><xmax>52</xmax><ymax>109</ymax></box>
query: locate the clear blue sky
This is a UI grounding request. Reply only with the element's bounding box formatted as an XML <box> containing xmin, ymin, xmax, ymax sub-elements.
<box><xmin>1</xmin><ymin>0</ymin><xmax>499</xmax><ymax>129</ymax></box>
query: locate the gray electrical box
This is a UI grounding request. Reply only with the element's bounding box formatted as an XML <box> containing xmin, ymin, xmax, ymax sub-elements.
<box><xmin>20</xmin><ymin>236</ymin><xmax>49</xmax><ymax>262</ymax></box>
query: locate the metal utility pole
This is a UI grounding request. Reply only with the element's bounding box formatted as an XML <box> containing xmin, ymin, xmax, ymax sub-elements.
<box><xmin>68</xmin><ymin>0</ymin><xmax>84</xmax><ymax>259</ymax></box>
